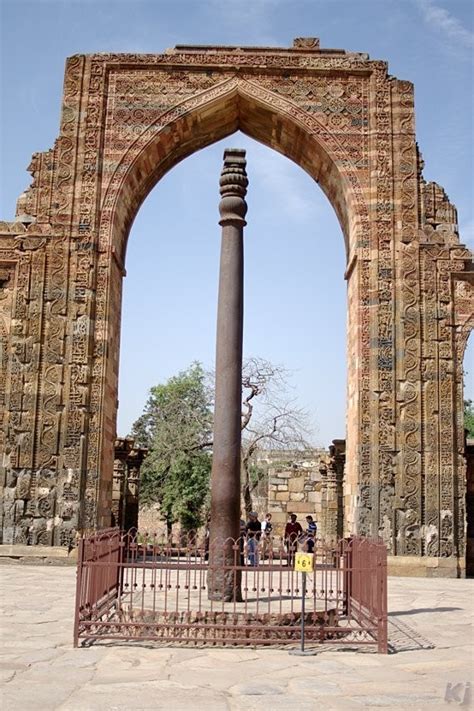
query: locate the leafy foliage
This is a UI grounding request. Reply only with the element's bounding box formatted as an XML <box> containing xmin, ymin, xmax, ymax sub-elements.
<box><xmin>465</xmin><ymin>399</ymin><xmax>474</xmax><ymax>439</ymax></box>
<box><xmin>133</xmin><ymin>358</ymin><xmax>312</xmax><ymax>530</ymax></box>
<box><xmin>132</xmin><ymin>362</ymin><xmax>212</xmax><ymax>531</ymax></box>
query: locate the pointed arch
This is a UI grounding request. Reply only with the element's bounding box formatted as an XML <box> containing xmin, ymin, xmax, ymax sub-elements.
<box><xmin>99</xmin><ymin>77</ymin><xmax>369</xmax><ymax>264</ymax></box>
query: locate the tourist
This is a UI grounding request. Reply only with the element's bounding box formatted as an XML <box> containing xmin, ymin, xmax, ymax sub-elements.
<box><xmin>245</xmin><ymin>512</ymin><xmax>261</xmax><ymax>566</ymax></box>
<box><xmin>261</xmin><ymin>513</ymin><xmax>273</xmax><ymax>558</ymax></box>
<box><xmin>305</xmin><ymin>515</ymin><xmax>317</xmax><ymax>553</ymax></box>
<box><xmin>284</xmin><ymin>513</ymin><xmax>303</xmax><ymax>566</ymax></box>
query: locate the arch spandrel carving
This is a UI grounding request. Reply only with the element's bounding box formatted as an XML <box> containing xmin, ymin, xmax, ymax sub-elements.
<box><xmin>0</xmin><ymin>42</ymin><xmax>472</xmax><ymax>573</ymax></box>
<box><xmin>100</xmin><ymin>76</ymin><xmax>369</xmax><ymax>260</ymax></box>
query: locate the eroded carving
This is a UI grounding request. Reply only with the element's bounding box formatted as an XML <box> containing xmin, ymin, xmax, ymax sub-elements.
<box><xmin>0</xmin><ymin>43</ymin><xmax>471</xmax><ymax>576</ymax></box>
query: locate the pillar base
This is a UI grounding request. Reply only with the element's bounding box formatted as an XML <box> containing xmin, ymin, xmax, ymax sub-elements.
<box><xmin>0</xmin><ymin>543</ymin><xmax>77</xmax><ymax>565</ymax></box>
<box><xmin>387</xmin><ymin>555</ymin><xmax>465</xmax><ymax>578</ymax></box>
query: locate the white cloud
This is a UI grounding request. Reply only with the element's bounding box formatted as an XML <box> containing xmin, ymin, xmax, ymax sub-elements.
<box><xmin>415</xmin><ymin>0</ymin><xmax>474</xmax><ymax>50</ymax></box>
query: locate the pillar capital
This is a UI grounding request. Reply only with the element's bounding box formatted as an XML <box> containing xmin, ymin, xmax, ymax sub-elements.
<box><xmin>219</xmin><ymin>148</ymin><xmax>248</xmax><ymax>227</ymax></box>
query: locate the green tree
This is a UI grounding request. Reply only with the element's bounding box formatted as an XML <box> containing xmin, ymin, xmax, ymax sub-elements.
<box><xmin>465</xmin><ymin>399</ymin><xmax>474</xmax><ymax>439</ymax></box>
<box><xmin>132</xmin><ymin>362</ymin><xmax>212</xmax><ymax>533</ymax></box>
<box><xmin>133</xmin><ymin>358</ymin><xmax>312</xmax><ymax>531</ymax></box>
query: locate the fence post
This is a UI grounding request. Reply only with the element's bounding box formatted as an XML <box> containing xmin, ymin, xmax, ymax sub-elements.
<box><xmin>342</xmin><ymin>537</ymin><xmax>352</xmax><ymax>617</ymax></box>
<box><xmin>117</xmin><ymin>530</ymin><xmax>125</xmax><ymax>598</ymax></box>
<box><xmin>73</xmin><ymin>536</ymin><xmax>85</xmax><ymax>648</ymax></box>
<box><xmin>377</xmin><ymin>545</ymin><xmax>388</xmax><ymax>654</ymax></box>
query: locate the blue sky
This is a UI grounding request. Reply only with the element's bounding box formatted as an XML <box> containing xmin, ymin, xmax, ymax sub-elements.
<box><xmin>1</xmin><ymin>0</ymin><xmax>473</xmax><ymax>444</ymax></box>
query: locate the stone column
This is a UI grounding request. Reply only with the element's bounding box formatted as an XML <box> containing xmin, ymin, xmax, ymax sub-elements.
<box><xmin>208</xmin><ymin>149</ymin><xmax>248</xmax><ymax>601</ymax></box>
<box><xmin>332</xmin><ymin>439</ymin><xmax>346</xmax><ymax>539</ymax></box>
<box><xmin>318</xmin><ymin>458</ymin><xmax>328</xmax><ymax>539</ymax></box>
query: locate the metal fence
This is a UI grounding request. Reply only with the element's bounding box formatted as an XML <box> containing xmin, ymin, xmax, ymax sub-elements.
<box><xmin>73</xmin><ymin>530</ymin><xmax>387</xmax><ymax>653</ymax></box>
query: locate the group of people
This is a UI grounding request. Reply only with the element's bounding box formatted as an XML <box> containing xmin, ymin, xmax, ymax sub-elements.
<box><xmin>241</xmin><ymin>511</ymin><xmax>317</xmax><ymax>566</ymax></box>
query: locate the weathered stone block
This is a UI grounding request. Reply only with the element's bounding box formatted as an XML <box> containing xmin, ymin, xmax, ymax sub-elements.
<box><xmin>287</xmin><ymin>502</ymin><xmax>311</xmax><ymax>513</ymax></box>
<box><xmin>3</xmin><ymin>487</ymin><xmax>15</xmax><ymax>502</ymax></box>
<box><xmin>5</xmin><ymin>470</ymin><xmax>18</xmax><ymax>488</ymax></box>
<box><xmin>268</xmin><ymin>503</ymin><xmax>284</xmax><ymax>513</ymax></box>
<box><xmin>288</xmin><ymin>477</ymin><xmax>305</xmax><ymax>493</ymax></box>
<box><xmin>16</xmin><ymin>471</ymin><xmax>31</xmax><ymax>499</ymax></box>
<box><xmin>289</xmin><ymin>493</ymin><xmax>305</xmax><ymax>502</ymax></box>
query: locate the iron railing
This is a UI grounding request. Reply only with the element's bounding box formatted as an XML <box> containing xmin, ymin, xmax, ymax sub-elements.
<box><xmin>74</xmin><ymin>530</ymin><xmax>387</xmax><ymax>652</ymax></box>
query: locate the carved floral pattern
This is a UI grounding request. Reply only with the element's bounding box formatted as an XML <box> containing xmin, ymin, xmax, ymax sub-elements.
<box><xmin>0</xmin><ymin>45</ymin><xmax>472</xmax><ymax>564</ymax></box>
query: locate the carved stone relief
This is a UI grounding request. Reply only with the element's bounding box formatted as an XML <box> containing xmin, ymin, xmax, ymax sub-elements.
<box><xmin>0</xmin><ymin>41</ymin><xmax>472</xmax><ymax>575</ymax></box>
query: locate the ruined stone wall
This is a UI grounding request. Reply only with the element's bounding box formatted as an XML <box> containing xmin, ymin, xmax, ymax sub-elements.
<box><xmin>112</xmin><ymin>437</ymin><xmax>147</xmax><ymax>531</ymax></box>
<box><xmin>265</xmin><ymin>450</ymin><xmax>326</xmax><ymax>535</ymax></box>
<box><xmin>262</xmin><ymin>445</ymin><xmax>345</xmax><ymax>540</ymax></box>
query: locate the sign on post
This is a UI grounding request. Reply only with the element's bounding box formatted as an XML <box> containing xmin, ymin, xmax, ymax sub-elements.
<box><xmin>294</xmin><ymin>552</ymin><xmax>314</xmax><ymax>573</ymax></box>
<box><xmin>288</xmin><ymin>551</ymin><xmax>317</xmax><ymax>656</ymax></box>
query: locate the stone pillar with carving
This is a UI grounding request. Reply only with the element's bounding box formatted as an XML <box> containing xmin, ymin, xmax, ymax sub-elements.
<box><xmin>332</xmin><ymin>439</ymin><xmax>346</xmax><ymax>539</ymax></box>
<box><xmin>318</xmin><ymin>456</ymin><xmax>329</xmax><ymax>540</ymax></box>
<box><xmin>318</xmin><ymin>441</ymin><xmax>345</xmax><ymax>541</ymax></box>
<box><xmin>111</xmin><ymin>437</ymin><xmax>147</xmax><ymax>530</ymax></box>
<box><xmin>208</xmin><ymin>149</ymin><xmax>248</xmax><ymax>601</ymax></box>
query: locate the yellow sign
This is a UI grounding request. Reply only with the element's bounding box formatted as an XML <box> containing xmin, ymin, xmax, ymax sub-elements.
<box><xmin>294</xmin><ymin>552</ymin><xmax>314</xmax><ymax>572</ymax></box>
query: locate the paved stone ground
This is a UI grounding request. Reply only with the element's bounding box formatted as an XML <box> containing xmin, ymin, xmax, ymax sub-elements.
<box><xmin>0</xmin><ymin>564</ymin><xmax>472</xmax><ymax>710</ymax></box>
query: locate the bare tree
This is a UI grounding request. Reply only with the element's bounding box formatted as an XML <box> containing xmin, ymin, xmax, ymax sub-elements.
<box><xmin>240</xmin><ymin>357</ymin><xmax>312</xmax><ymax>517</ymax></box>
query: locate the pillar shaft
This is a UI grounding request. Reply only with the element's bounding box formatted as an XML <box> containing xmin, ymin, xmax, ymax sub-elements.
<box><xmin>211</xmin><ymin>221</ymin><xmax>244</xmax><ymax>539</ymax></box>
<box><xmin>208</xmin><ymin>149</ymin><xmax>248</xmax><ymax>601</ymax></box>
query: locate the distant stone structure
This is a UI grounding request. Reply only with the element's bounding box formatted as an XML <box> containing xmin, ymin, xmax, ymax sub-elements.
<box><xmin>0</xmin><ymin>39</ymin><xmax>472</xmax><ymax>576</ymax></box>
<box><xmin>111</xmin><ymin>437</ymin><xmax>147</xmax><ymax>531</ymax></box>
<box><xmin>260</xmin><ymin>442</ymin><xmax>345</xmax><ymax>539</ymax></box>
<box><xmin>262</xmin><ymin>448</ymin><xmax>324</xmax><ymax>530</ymax></box>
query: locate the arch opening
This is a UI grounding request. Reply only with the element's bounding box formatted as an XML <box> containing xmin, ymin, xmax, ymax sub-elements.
<box><xmin>103</xmin><ymin>82</ymin><xmax>362</xmax><ymax>266</ymax></box>
<box><xmin>115</xmin><ymin>132</ymin><xmax>348</xmax><ymax>536</ymax></box>
<box><xmin>98</xmin><ymin>82</ymin><xmax>365</xmax><ymax>532</ymax></box>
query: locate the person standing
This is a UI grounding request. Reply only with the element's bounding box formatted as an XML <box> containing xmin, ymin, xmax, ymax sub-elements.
<box><xmin>284</xmin><ymin>513</ymin><xmax>303</xmax><ymax>566</ymax></box>
<box><xmin>261</xmin><ymin>513</ymin><xmax>273</xmax><ymax>558</ymax></box>
<box><xmin>245</xmin><ymin>512</ymin><xmax>261</xmax><ymax>566</ymax></box>
<box><xmin>305</xmin><ymin>515</ymin><xmax>317</xmax><ymax>553</ymax></box>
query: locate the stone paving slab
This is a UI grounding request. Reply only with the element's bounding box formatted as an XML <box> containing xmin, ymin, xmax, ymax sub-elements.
<box><xmin>0</xmin><ymin>565</ymin><xmax>473</xmax><ymax>710</ymax></box>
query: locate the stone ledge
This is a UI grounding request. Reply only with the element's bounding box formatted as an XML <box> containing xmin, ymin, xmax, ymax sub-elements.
<box><xmin>0</xmin><ymin>544</ymin><xmax>77</xmax><ymax>565</ymax></box>
<box><xmin>387</xmin><ymin>555</ymin><xmax>465</xmax><ymax>579</ymax></box>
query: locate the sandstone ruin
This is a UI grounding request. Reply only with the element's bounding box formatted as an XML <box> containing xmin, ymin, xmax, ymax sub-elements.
<box><xmin>0</xmin><ymin>39</ymin><xmax>472</xmax><ymax>575</ymax></box>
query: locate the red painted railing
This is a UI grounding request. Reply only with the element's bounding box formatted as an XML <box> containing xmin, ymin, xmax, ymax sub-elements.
<box><xmin>74</xmin><ymin>530</ymin><xmax>387</xmax><ymax>652</ymax></box>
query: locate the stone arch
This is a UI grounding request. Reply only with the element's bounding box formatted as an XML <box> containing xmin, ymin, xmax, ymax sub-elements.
<box><xmin>0</xmin><ymin>42</ymin><xmax>472</xmax><ymax>575</ymax></box>
<box><xmin>92</xmin><ymin>76</ymin><xmax>369</xmax><ymax>532</ymax></box>
<box><xmin>100</xmin><ymin>77</ymin><xmax>367</xmax><ymax>263</ymax></box>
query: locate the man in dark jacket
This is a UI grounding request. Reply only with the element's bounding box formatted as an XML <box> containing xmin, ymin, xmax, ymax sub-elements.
<box><xmin>284</xmin><ymin>513</ymin><xmax>303</xmax><ymax>566</ymax></box>
<box><xmin>245</xmin><ymin>512</ymin><xmax>261</xmax><ymax>566</ymax></box>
